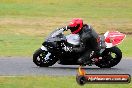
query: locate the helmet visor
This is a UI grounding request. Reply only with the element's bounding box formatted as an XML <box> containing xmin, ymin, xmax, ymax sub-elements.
<box><xmin>70</xmin><ymin>24</ymin><xmax>80</xmax><ymax>33</ymax></box>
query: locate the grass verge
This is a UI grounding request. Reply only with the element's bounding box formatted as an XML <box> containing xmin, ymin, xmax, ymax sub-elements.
<box><xmin>0</xmin><ymin>76</ymin><xmax>131</xmax><ymax>88</ymax></box>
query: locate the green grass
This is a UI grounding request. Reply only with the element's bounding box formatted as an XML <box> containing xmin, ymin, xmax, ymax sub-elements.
<box><xmin>118</xmin><ymin>35</ymin><xmax>132</xmax><ymax>57</ymax></box>
<box><xmin>0</xmin><ymin>0</ymin><xmax>132</xmax><ymax>57</ymax></box>
<box><xmin>0</xmin><ymin>0</ymin><xmax>131</xmax><ymax>33</ymax></box>
<box><xmin>0</xmin><ymin>0</ymin><xmax>132</xmax><ymax>18</ymax></box>
<box><xmin>0</xmin><ymin>34</ymin><xmax>44</xmax><ymax>56</ymax></box>
<box><xmin>0</xmin><ymin>76</ymin><xmax>131</xmax><ymax>88</ymax></box>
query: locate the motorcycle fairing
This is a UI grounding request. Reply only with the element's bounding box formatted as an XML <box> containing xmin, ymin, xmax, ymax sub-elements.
<box><xmin>66</xmin><ymin>34</ymin><xmax>80</xmax><ymax>45</ymax></box>
<box><xmin>104</xmin><ymin>31</ymin><xmax>126</xmax><ymax>48</ymax></box>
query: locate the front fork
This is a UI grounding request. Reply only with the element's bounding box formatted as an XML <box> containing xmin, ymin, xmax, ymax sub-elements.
<box><xmin>41</xmin><ymin>46</ymin><xmax>51</xmax><ymax>60</ymax></box>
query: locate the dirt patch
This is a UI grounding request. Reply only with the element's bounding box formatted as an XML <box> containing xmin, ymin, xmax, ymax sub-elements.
<box><xmin>100</xmin><ymin>32</ymin><xmax>132</xmax><ymax>35</ymax></box>
<box><xmin>0</xmin><ymin>18</ymin><xmax>132</xmax><ymax>36</ymax></box>
<box><xmin>121</xmin><ymin>32</ymin><xmax>132</xmax><ymax>35</ymax></box>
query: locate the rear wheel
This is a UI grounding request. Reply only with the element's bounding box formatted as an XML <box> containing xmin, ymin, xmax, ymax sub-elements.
<box><xmin>33</xmin><ymin>48</ymin><xmax>58</xmax><ymax>67</ymax></box>
<box><xmin>95</xmin><ymin>47</ymin><xmax>122</xmax><ymax>68</ymax></box>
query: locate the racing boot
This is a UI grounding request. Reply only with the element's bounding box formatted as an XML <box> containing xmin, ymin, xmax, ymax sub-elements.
<box><xmin>77</xmin><ymin>50</ymin><xmax>92</xmax><ymax>66</ymax></box>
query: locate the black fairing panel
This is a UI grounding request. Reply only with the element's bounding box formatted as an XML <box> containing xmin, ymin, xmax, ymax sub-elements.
<box><xmin>58</xmin><ymin>52</ymin><xmax>82</xmax><ymax>65</ymax></box>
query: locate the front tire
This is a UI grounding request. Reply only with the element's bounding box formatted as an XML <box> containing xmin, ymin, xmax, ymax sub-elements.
<box><xmin>33</xmin><ymin>48</ymin><xmax>58</xmax><ymax>67</ymax></box>
<box><xmin>95</xmin><ymin>46</ymin><xmax>122</xmax><ymax>68</ymax></box>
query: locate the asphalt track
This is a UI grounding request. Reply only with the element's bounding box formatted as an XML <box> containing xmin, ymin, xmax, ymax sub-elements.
<box><xmin>0</xmin><ymin>57</ymin><xmax>132</xmax><ymax>76</ymax></box>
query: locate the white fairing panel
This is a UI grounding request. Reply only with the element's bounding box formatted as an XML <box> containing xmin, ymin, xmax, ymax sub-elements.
<box><xmin>104</xmin><ymin>31</ymin><xmax>113</xmax><ymax>48</ymax></box>
<box><xmin>66</xmin><ymin>34</ymin><xmax>80</xmax><ymax>45</ymax></box>
<box><xmin>104</xmin><ymin>31</ymin><xmax>126</xmax><ymax>48</ymax></box>
<box><xmin>41</xmin><ymin>46</ymin><xmax>48</xmax><ymax>51</ymax></box>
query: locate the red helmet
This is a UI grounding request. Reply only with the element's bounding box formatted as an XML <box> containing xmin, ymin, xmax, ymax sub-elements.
<box><xmin>68</xmin><ymin>18</ymin><xmax>83</xmax><ymax>34</ymax></box>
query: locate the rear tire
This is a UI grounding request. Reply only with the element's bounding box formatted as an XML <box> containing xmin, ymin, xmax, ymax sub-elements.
<box><xmin>33</xmin><ymin>48</ymin><xmax>58</xmax><ymax>67</ymax></box>
<box><xmin>95</xmin><ymin>46</ymin><xmax>122</xmax><ymax>68</ymax></box>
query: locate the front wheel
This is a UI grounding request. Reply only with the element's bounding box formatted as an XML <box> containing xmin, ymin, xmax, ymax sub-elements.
<box><xmin>95</xmin><ymin>46</ymin><xmax>122</xmax><ymax>68</ymax></box>
<box><xmin>33</xmin><ymin>48</ymin><xmax>58</xmax><ymax>67</ymax></box>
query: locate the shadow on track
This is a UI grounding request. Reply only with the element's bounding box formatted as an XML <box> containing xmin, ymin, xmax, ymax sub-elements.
<box><xmin>33</xmin><ymin>65</ymin><xmax>120</xmax><ymax>71</ymax></box>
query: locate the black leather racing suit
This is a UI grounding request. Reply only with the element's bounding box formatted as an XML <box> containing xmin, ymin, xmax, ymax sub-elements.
<box><xmin>69</xmin><ymin>24</ymin><xmax>100</xmax><ymax>64</ymax></box>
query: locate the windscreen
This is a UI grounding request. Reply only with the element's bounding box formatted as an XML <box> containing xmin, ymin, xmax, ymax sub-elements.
<box><xmin>45</xmin><ymin>28</ymin><xmax>64</xmax><ymax>41</ymax></box>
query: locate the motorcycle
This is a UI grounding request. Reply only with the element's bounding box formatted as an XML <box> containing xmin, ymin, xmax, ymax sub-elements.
<box><xmin>33</xmin><ymin>28</ymin><xmax>126</xmax><ymax>68</ymax></box>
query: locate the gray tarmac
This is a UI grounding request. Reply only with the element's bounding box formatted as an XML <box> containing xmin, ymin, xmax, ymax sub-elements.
<box><xmin>0</xmin><ymin>57</ymin><xmax>132</xmax><ymax>76</ymax></box>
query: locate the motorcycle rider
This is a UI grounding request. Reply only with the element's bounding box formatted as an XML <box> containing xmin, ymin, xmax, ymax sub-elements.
<box><xmin>59</xmin><ymin>18</ymin><xmax>101</xmax><ymax>65</ymax></box>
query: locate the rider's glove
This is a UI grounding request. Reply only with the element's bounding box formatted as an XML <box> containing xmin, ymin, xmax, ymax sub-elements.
<box><xmin>63</xmin><ymin>26</ymin><xmax>70</xmax><ymax>31</ymax></box>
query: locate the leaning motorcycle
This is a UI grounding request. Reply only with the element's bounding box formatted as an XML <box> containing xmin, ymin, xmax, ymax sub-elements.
<box><xmin>33</xmin><ymin>28</ymin><xmax>126</xmax><ymax>68</ymax></box>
